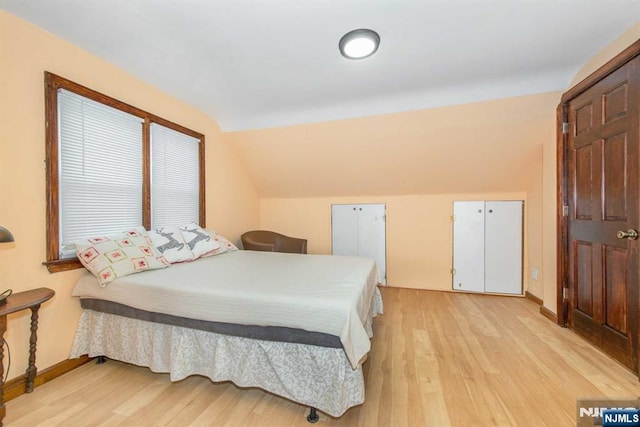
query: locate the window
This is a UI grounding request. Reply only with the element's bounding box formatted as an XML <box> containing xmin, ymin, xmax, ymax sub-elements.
<box><xmin>150</xmin><ymin>123</ymin><xmax>201</xmax><ymax>228</ymax></box>
<box><xmin>58</xmin><ymin>90</ymin><xmax>144</xmax><ymax>258</ymax></box>
<box><xmin>45</xmin><ymin>72</ymin><xmax>205</xmax><ymax>272</ymax></box>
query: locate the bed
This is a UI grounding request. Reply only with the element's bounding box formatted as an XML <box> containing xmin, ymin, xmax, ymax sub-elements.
<box><xmin>70</xmin><ymin>250</ymin><xmax>383</xmax><ymax>421</ymax></box>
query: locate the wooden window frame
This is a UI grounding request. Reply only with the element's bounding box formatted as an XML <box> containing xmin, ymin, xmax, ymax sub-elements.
<box><xmin>44</xmin><ymin>72</ymin><xmax>206</xmax><ymax>273</ymax></box>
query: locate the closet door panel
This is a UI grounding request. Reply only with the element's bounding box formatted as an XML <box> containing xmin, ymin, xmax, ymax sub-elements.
<box><xmin>331</xmin><ymin>205</ymin><xmax>359</xmax><ymax>256</ymax></box>
<box><xmin>358</xmin><ymin>204</ymin><xmax>387</xmax><ymax>284</ymax></box>
<box><xmin>452</xmin><ymin>201</ymin><xmax>485</xmax><ymax>292</ymax></box>
<box><xmin>484</xmin><ymin>201</ymin><xmax>523</xmax><ymax>294</ymax></box>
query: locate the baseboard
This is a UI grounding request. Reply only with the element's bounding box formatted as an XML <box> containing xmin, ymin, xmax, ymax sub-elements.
<box><xmin>3</xmin><ymin>355</ymin><xmax>91</xmax><ymax>402</ymax></box>
<box><xmin>539</xmin><ymin>305</ymin><xmax>558</xmax><ymax>323</ymax></box>
<box><xmin>525</xmin><ymin>291</ymin><xmax>543</xmax><ymax>306</ymax></box>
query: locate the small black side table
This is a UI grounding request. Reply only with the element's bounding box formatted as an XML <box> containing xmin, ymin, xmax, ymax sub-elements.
<box><xmin>0</xmin><ymin>287</ymin><xmax>55</xmax><ymax>426</ymax></box>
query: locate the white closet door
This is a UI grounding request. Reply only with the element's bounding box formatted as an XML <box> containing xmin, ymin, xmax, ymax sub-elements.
<box><xmin>358</xmin><ymin>204</ymin><xmax>386</xmax><ymax>284</ymax></box>
<box><xmin>452</xmin><ymin>201</ymin><xmax>485</xmax><ymax>292</ymax></box>
<box><xmin>484</xmin><ymin>201</ymin><xmax>523</xmax><ymax>294</ymax></box>
<box><xmin>331</xmin><ymin>203</ymin><xmax>387</xmax><ymax>284</ymax></box>
<box><xmin>331</xmin><ymin>205</ymin><xmax>359</xmax><ymax>256</ymax></box>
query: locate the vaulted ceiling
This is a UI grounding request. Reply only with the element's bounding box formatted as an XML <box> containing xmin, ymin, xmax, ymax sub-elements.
<box><xmin>2</xmin><ymin>1</ymin><xmax>639</xmax><ymax>131</ymax></box>
<box><xmin>2</xmin><ymin>2</ymin><xmax>639</xmax><ymax>199</ymax></box>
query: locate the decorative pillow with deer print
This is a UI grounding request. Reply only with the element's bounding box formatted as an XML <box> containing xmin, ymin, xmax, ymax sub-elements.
<box><xmin>179</xmin><ymin>222</ymin><xmax>222</xmax><ymax>258</ymax></box>
<box><xmin>149</xmin><ymin>226</ymin><xmax>196</xmax><ymax>263</ymax></box>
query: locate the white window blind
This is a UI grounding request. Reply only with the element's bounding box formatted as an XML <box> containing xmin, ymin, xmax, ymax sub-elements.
<box><xmin>58</xmin><ymin>89</ymin><xmax>144</xmax><ymax>258</ymax></box>
<box><xmin>150</xmin><ymin>123</ymin><xmax>200</xmax><ymax>229</ymax></box>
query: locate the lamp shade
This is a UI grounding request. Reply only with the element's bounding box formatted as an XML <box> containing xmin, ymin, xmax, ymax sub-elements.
<box><xmin>0</xmin><ymin>226</ymin><xmax>14</xmax><ymax>243</ymax></box>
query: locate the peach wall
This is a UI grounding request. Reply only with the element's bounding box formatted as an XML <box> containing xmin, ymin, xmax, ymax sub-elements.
<box><xmin>260</xmin><ymin>192</ymin><xmax>527</xmax><ymax>291</ymax></box>
<box><xmin>229</xmin><ymin>92</ymin><xmax>560</xmax><ymax>295</ymax></box>
<box><xmin>228</xmin><ymin>93</ymin><xmax>559</xmax><ymax>199</ymax></box>
<box><xmin>541</xmin><ymin>117</ymin><xmax>558</xmax><ymax>313</ymax></box>
<box><xmin>570</xmin><ymin>22</ymin><xmax>640</xmax><ymax>87</ymax></box>
<box><xmin>0</xmin><ymin>11</ymin><xmax>258</xmax><ymax>380</ymax></box>
<box><xmin>525</xmin><ymin>146</ymin><xmax>544</xmax><ymax>299</ymax></box>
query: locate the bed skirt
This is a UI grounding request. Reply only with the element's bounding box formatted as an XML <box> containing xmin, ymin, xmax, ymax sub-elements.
<box><xmin>70</xmin><ymin>287</ymin><xmax>383</xmax><ymax>417</ymax></box>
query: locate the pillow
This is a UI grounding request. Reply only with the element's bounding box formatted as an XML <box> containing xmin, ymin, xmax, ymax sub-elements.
<box><xmin>211</xmin><ymin>232</ymin><xmax>239</xmax><ymax>252</ymax></box>
<box><xmin>76</xmin><ymin>229</ymin><xmax>169</xmax><ymax>286</ymax></box>
<box><xmin>148</xmin><ymin>226</ymin><xmax>195</xmax><ymax>263</ymax></box>
<box><xmin>196</xmin><ymin>228</ymin><xmax>228</xmax><ymax>257</ymax></box>
<box><xmin>179</xmin><ymin>223</ymin><xmax>221</xmax><ymax>258</ymax></box>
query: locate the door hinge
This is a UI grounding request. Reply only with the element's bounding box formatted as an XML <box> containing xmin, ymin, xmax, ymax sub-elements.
<box><xmin>562</xmin><ymin>122</ymin><xmax>569</xmax><ymax>134</ymax></box>
<box><xmin>563</xmin><ymin>288</ymin><xmax>568</xmax><ymax>299</ymax></box>
<box><xmin>563</xmin><ymin>205</ymin><xmax>569</xmax><ymax>217</ymax></box>
<box><xmin>450</xmin><ymin>268</ymin><xmax>456</xmax><ymax>275</ymax></box>
<box><xmin>451</xmin><ymin>215</ymin><xmax>456</xmax><ymax>221</ymax></box>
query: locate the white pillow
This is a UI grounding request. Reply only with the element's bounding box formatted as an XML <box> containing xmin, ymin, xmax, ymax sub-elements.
<box><xmin>148</xmin><ymin>226</ymin><xmax>195</xmax><ymax>263</ymax></box>
<box><xmin>76</xmin><ymin>229</ymin><xmax>169</xmax><ymax>286</ymax></box>
<box><xmin>198</xmin><ymin>229</ymin><xmax>239</xmax><ymax>256</ymax></box>
<box><xmin>197</xmin><ymin>228</ymin><xmax>228</xmax><ymax>257</ymax></box>
<box><xmin>180</xmin><ymin>223</ymin><xmax>221</xmax><ymax>258</ymax></box>
<box><xmin>212</xmin><ymin>232</ymin><xmax>239</xmax><ymax>252</ymax></box>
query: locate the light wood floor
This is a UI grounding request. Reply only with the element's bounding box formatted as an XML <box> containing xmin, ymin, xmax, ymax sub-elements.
<box><xmin>6</xmin><ymin>287</ymin><xmax>640</xmax><ymax>426</ymax></box>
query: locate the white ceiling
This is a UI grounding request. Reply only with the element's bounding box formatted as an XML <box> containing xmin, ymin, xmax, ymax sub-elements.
<box><xmin>2</xmin><ymin>1</ymin><xmax>639</xmax><ymax>131</ymax></box>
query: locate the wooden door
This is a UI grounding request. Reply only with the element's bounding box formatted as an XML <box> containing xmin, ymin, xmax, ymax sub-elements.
<box><xmin>566</xmin><ymin>55</ymin><xmax>639</xmax><ymax>371</ymax></box>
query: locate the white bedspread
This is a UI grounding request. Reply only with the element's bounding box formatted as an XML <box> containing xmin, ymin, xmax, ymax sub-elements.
<box><xmin>72</xmin><ymin>250</ymin><xmax>381</xmax><ymax>368</ymax></box>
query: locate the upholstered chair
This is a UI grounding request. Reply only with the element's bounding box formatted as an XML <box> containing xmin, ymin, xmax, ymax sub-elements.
<box><xmin>241</xmin><ymin>230</ymin><xmax>307</xmax><ymax>254</ymax></box>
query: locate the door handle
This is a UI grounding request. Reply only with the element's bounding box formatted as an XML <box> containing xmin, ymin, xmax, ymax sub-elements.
<box><xmin>617</xmin><ymin>229</ymin><xmax>638</xmax><ymax>240</ymax></box>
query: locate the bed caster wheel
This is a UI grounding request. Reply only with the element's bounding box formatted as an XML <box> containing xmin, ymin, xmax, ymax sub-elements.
<box><xmin>307</xmin><ymin>407</ymin><xmax>319</xmax><ymax>423</ymax></box>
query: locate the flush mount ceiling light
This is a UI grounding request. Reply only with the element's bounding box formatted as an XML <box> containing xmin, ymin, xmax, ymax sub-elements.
<box><xmin>339</xmin><ymin>29</ymin><xmax>380</xmax><ymax>60</ymax></box>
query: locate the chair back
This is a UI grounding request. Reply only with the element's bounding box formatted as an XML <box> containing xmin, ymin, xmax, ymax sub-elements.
<box><xmin>241</xmin><ymin>230</ymin><xmax>307</xmax><ymax>254</ymax></box>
